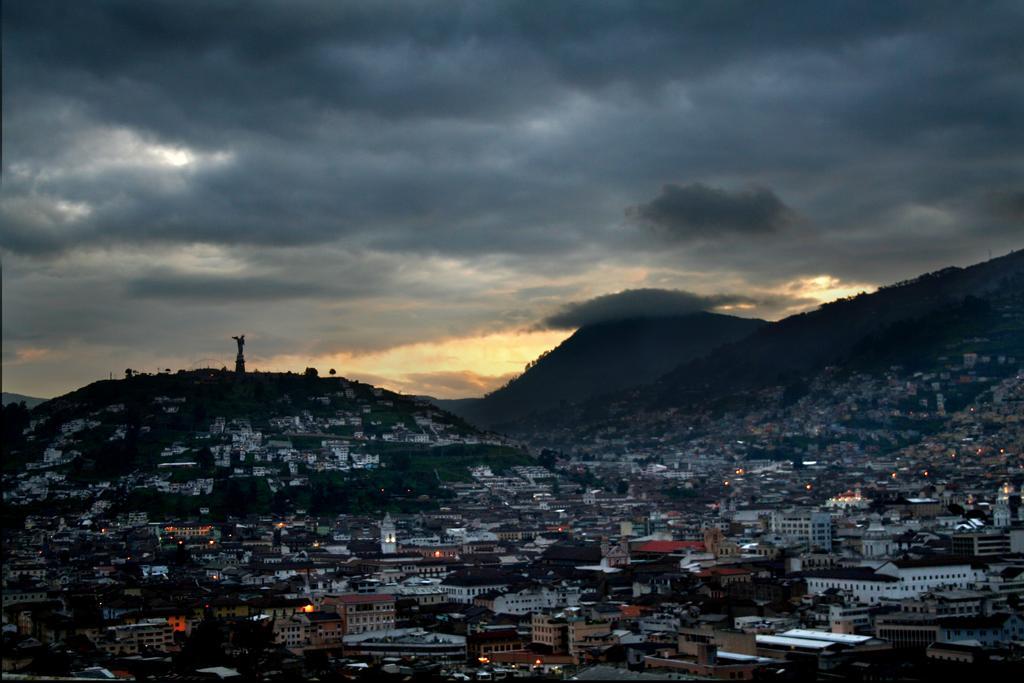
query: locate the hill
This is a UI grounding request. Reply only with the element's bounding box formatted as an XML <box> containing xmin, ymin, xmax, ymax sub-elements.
<box><xmin>504</xmin><ymin>250</ymin><xmax>1024</xmax><ymax>439</ymax></box>
<box><xmin>1</xmin><ymin>369</ymin><xmax>532</xmax><ymax>522</ymax></box>
<box><xmin>2</xmin><ymin>392</ymin><xmax>48</xmax><ymax>408</ymax></box>
<box><xmin>436</xmin><ymin>312</ymin><xmax>765</xmax><ymax>428</ymax></box>
<box><xmin>651</xmin><ymin>250</ymin><xmax>1024</xmax><ymax>407</ymax></box>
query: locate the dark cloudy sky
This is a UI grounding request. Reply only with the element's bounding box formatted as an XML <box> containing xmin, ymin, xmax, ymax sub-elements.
<box><xmin>2</xmin><ymin>0</ymin><xmax>1022</xmax><ymax>398</ymax></box>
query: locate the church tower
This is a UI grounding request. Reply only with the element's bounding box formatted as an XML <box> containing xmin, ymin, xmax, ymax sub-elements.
<box><xmin>994</xmin><ymin>482</ymin><xmax>1014</xmax><ymax>528</ymax></box>
<box><xmin>380</xmin><ymin>512</ymin><xmax>397</xmax><ymax>554</ymax></box>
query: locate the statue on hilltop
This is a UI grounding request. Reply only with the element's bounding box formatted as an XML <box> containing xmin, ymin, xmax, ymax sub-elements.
<box><xmin>232</xmin><ymin>335</ymin><xmax>246</xmax><ymax>374</ymax></box>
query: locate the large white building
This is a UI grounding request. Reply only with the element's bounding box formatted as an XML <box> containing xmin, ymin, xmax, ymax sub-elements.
<box><xmin>483</xmin><ymin>584</ymin><xmax>582</xmax><ymax>615</ymax></box>
<box><xmin>805</xmin><ymin>558</ymin><xmax>981</xmax><ymax>604</ymax></box>
<box><xmin>771</xmin><ymin>509</ymin><xmax>832</xmax><ymax>551</ymax></box>
<box><xmin>440</xmin><ymin>569</ymin><xmax>513</xmax><ymax>604</ymax></box>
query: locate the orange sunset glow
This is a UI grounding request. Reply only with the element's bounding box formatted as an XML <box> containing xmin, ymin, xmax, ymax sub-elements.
<box><xmin>260</xmin><ymin>329</ymin><xmax>573</xmax><ymax>398</ymax></box>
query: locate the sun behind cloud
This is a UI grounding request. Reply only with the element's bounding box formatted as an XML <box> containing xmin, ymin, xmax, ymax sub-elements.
<box><xmin>259</xmin><ymin>329</ymin><xmax>572</xmax><ymax>398</ymax></box>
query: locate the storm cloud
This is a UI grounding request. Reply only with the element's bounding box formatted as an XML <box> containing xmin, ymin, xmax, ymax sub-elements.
<box><xmin>126</xmin><ymin>273</ymin><xmax>328</xmax><ymax>302</ymax></box>
<box><xmin>2</xmin><ymin>0</ymin><xmax>1022</xmax><ymax>397</ymax></box>
<box><xmin>990</xmin><ymin>190</ymin><xmax>1024</xmax><ymax>222</ymax></box>
<box><xmin>628</xmin><ymin>183</ymin><xmax>795</xmax><ymax>241</ymax></box>
<box><xmin>540</xmin><ymin>289</ymin><xmax>758</xmax><ymax>330</ymax></box>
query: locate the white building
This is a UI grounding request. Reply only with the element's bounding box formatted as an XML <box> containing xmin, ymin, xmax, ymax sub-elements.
<box><xmin>805</xmin><ymin>558</ymin><xmax>979</xmax><ymax>605</ymax></box>
<box><xmin>771</xmin><ymin>508</ymin><xmax>832</xmax><ymax>551</ymax></box>
<box><xmin>861</xmin><ymin>516</ymin><xmax>898</xmax><ymax>558</ymax></box>
<box><xmin>380</xmin><ymin>513</ymin><xmax>397</xmax><ymax>554</ymax></box>
<box><xmin>440</xmin><ymin>570</ymin><xmax>512</xmax><ymax>604</ymax></box>
<box><xmin>486</xmin><ymin>584</ymin><xmax>581</xmax><ymax>615</ymax></box>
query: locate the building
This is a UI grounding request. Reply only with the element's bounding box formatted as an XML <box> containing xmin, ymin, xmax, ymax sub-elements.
<box><xmin>529</xmin><ymin>612</ymin><xmax>613</xmax><ymax>662</ymax></box>
<box><xmin>771</xmin><ymin>509</ymin><xmax>832</xmax><ymax>551</ymax></box>
<box><xmin>307</xmin><ymin>611</ymin><xmax>347</xmax><ymax>647</ymax></box>
<box><xmin>861</xmin><ymin>517</ymin><xmax>899</xmax><ymax>558</ymax></box>
<box><xmin>893</xmin><ymin>589</ymin><xmax>1007</xmax><ymax>619</ymax></box>
<box><xmin>803</xmin><ymin>567</ymin><xmax>899</xmax><ymax>605</ymax></box>
<box><xmin>380</xmin><ymin>513</ymin><xmax>397</xmax><ymax>554</ymax></box>
<box><xmin>323</xmin><ymin>594</ymin><xmax>396</xmax><ymax>635</ymax></box>
<box><xmin>938</xmin><ymin>614</ymin><xmax>1024</xmax><ymax>646</ymax></box>
<box><xmin>926</xmin><ymin>640</ymin><xmax>997</xmax><ymax>664</ymax></box>
<box><xmin>828</xmin><ymin>604</ymin><xmax>873</xmax><ymax>633</ymax></box>
<box><xmin>440</xmin><ymin>569</ymin><xmax>513</xmax><ymax>604</ymax></box>
<box><xmin>474</xmin><ymin>584</ymin><xmax>580</xmax><ymax>615</ymax></box>
<box><xmin>875</xmin><ymin>614</ymin><xmax>941</xmax><ymax>649</ymax></box>
<box><xmin>273</xmin><ymin>614</ymin><xmax>310</xmax><ymax>649</ymax></box>
<box><xmin>96</xmin><ymin>618</ymin><xmax>174</xmax><ymax>655</ymax></box>
<box><xmin>567</xmin><ymin>617</ymin><xmax>614</xmax><ymax>660</ymax></box>
<box><xmin>649</xmin><ymin>626</ymin><xmax>790</xmax><ymax>680</ymax></box>
<box><xmin>342</xmin><ymin>628</ymin><xmax>466</xmax><ymax>663</ymax></box>
<box><xmin>531</xmin><ymin>613</ymin><xmax>568</xmax><ymax>653</ymax></box>
<box><xmin>754</xmin><ymin>629</ymin><xmax>891</xmax><ymax>670</ymax></box>
<box><xmin>951</xmin><ymin>531</ymin><xmax>1011</xmax><ymax>557</ymax></box>
<box><xmin>160</xmin><ymin>524</ymin><xmax>215</xmax><ymax>540</ymax></box>
<box><xmin>646</xmin><ymin>646</ymin><xmax>779</xmax><ymax>680</ymax></box>
<box><xmin>466</xmin><ymin>628</ymin><xmax>524</xmax><ymax>663</ymax></box>
<box><xmin>804</xmin><ymin>557</ymin><xmax>979</xmax><ymax>604</ymax></box>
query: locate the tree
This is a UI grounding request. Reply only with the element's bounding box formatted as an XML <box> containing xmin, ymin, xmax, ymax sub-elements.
<box><xmin>391</xmin><ymin>452</ymin><xmax>412</xmax><ymax>471</ymax></box>
<box><xmin>26</xmin><ymin>646</ymin><xmax>72</xmax><ymax>677</ymax></box>
<box><xmin>1</xmin><ymin>402</ymin><xmax>31</xmax><ymax>455</ymax></box>
<box><xmin>232</xmin><ymin>617</ymin><xmax>275</xmax><ymax>678</ymax></box>
<box><xmin>304</xmin><ymin>367</ymin><xmax>319</xmax><ymax>378</ymax></box>
<box><xmin>329</xmin><ymin>368</ymin><xmax>337</xmax><ymax>376</ymax></box>
<box><xmin>192</xmin><ymin>401</ymin><xmax>208</xmax><ymax>427</ymax></box>
<box><xmin>223</xmin><ymin>479</ymin><xmax>249</xmax><ymax>517</ymax></box>
<box><xmin>305</xmin><ymin>649</ymin><xmax>330</xmax><ymax>676</ymax></box>
<box><xmin>781</xmin><ymin>380</ymin><xmax>809</xmax><ymax>407</ymax></box>
<box><xmin>538</xmin><ymin>449</ymin><xmax>559</xmax><ymax>470</ymax></box>
<box><xmin>270</xmin><ymin>489</ymin><xmax>291</xmax><ymax>516</ymax></box>
<box><xmin>178</xmin><ymin>619</ymin><xmax>226</xmax><ymax>671</ymax></box>
<box><xmin>196</xmin><ymin>446</ymin><xmax>214</xmax><ymax>470</ymax></box>
<box><xmin>174</xmin><ymin>540</ymin><xmax>191</xmax><ymax>565</ymax></box>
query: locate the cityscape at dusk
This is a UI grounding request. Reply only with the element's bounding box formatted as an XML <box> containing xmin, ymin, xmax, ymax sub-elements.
<box><xmin>2</xmin><ymin>1</ymin><xmax>1023</xmax><ymax>680</ymax></box>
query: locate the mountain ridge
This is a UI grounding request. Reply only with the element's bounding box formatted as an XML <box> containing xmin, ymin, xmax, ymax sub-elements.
<box><xmin>2</xmin><ymin>392</ymin><xmax>48</xmax><ymax>409</ymax></box>
<box><xmin>504</xmin><ymin>249</ymin><xmax>1024</xmax><ymax>439</ymax></box>
<box><xmin>652</xmin><ymin>249</ymin><xmax>1024</xmax><ymax>407</ymax></box>
<box><xmin>436</xmin><ymin>311</ymin><xmax>765</xmax><ymax>428</ymax></box>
